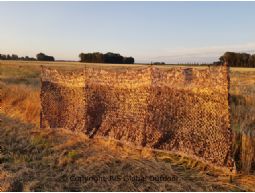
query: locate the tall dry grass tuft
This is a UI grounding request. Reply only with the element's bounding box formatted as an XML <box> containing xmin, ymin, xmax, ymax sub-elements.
<box><xmin>241</xmin><ymin>128</ymin><xmax>255</xmax><ymax>174</ymax></box>
<box><xmin>230</xmin><ymin>70</ymin><xmax>255</xmax><ymax>173</ymax></box>
<box><xmin>1</xmin><ymin>82</ymin><xmax>40</xmax><ymax>126</ymax></box>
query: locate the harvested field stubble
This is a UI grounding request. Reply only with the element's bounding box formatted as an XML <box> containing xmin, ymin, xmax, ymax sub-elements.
<box><xmin>0</xmin><ymin>61</ymin><xmax>255</xmax><ymax>191</ymax></box>
<box><xmin>0</xmin><ymin>114</ymin><xmax>252</xmax><ymax>191</ymax></box>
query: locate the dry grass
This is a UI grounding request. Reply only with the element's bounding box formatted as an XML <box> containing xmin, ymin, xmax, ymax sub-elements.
<box><xmin>1</xmin><ymin>83</ymin><xmax>40</xmax><ymax>125</ymax></box>
<box><xmin>0</xmin><ymin>60</ymin><xmax>255</xmax><ymax>191</ymax></box>
<box><xmin>0</xmin><ymin>114</ymin><xmax>250</xmax><ymax>191</ymax></box>
<box><xmin>230</xmin><ymin>69</ymin><xmax>255</xmax><ymax>173</ymax></box>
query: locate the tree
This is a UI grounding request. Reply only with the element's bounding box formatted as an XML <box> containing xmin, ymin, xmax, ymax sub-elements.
<box><xmin>221</xmin><ymin>52</ymin><xmax>236</xmax><ymax>66</ymax></box>
<box><xmin>79</xmin><ymin>53</ymin><xmax>95</xmax><ymax>63</ymax></box>
<box><xmin>79</xmin><ymin>52</ymin><xmax>135</xmax><ymax>64</ymax></box>
<box><xmin>36</xmin><ymin>53</ymin><xmax>55</xmax><ymax>61</ymax></box>
<box><xmin>240</xmin><ymin>53</ymin><xmax>250</xmax><ymax>67</ymax></box>
<box><xmin>123</xmin><ymin>57</ymin><xmax>135</xmax><ymax>64</ymax></box>
<box><xmin>248</xmin><ymin>54</ymin><xmax>255</xmax><ymax>67</ymax></box>
<box><xmin>104</xmin><ymin>52</ymin><xmax>123</xmax><ymax>64</ymax></box>
<box><xmin>6</xmin><ymin>54</ymin><xmax>11</xmax><ymax>60</ymax></box>
<box><xmin>92</xmin><ymin>52</ymin><xmax>104</xmax><ymax>63</ymax></box>
<box><xmin>11</xmin><ymin>54</ymin><xmax>19</xmax><ymax>60</ymax></box>
<box><xmin>1</xmin><ymin>55</ymin><xmax>7</xmax><ymax>60</ymax></box>
<box><xmin>218</xmin><ymin>52</ymin><xmax>255</xmax><ymax>68</ymax></box>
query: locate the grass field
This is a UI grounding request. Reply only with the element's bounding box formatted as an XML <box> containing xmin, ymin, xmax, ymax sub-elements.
<box><xmin>0</xmin><ymin>60</ymin><xmax>255</xmax><ymax>191</ymax></box>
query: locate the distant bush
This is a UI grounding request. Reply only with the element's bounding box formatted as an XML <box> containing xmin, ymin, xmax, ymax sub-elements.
<box><xmin>36</xmin><ymin>53</ymin><xmax>55</xmax><ymax>61</ymax></box>
<box><xmin>79</xmin><ymin>52</ymin><xmax>134</xmax><ymax>64</ymax></box>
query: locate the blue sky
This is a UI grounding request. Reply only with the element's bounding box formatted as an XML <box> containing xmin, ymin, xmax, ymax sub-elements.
<box><xmin>0</xmin><ymin>2</ymin><xmax>255</xmax><ymax>63</ymax></box>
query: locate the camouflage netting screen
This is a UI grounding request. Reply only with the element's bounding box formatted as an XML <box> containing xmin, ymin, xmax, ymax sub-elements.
<box><xmin>41</xmin><ymin>65</ymin><xmax>232</xmax><ymax>168</ymax></box>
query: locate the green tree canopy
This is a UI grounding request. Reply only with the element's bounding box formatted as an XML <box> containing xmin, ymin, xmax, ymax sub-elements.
<box><xmin>79</xmin><ymin>52</ymin><xmax>134</xmax><ymax>64</ymax></box>
<box><xmin>219</xmin><ymin>52</ymin><xmax>255</xmax><ymax>67</ymax></box>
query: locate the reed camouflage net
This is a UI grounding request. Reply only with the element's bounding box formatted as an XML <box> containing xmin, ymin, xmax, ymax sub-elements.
<box><xmin>40</xmin><ymin>65</ymin><xmax>232</xmax><ymax>169</ymax></box>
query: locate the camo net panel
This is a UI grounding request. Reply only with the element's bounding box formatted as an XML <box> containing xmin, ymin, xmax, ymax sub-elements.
<box><xmin>40</xmin><ymin>68</ymin><xmax>85</xmax><ymax>132</ymax></box>
<box><xmin>41</xmin><ymin>65</ymin><xmax>232</xmax><ymax>168</ymax></box>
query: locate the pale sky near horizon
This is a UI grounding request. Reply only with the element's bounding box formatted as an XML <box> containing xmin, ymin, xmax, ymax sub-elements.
<box><xmin>0</xmin><ymin>1</ymin><xmax>255</xmax><ymax>63</ymax></box>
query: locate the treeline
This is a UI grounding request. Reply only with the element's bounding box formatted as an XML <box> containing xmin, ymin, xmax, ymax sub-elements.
<box><xmin>0</xmin><ymin>54</ymin><xmax>36</xmax><ymax>61</ymax></box>
<box><xmin>217</xmin><ymin>52</ymin><xmax>255</xmax><ymax>67</ymax></box>
<box><xmin>79</xmin><ymin>52</ymin><xmax>134</xmax><ymax>64</ymax></box>
<box><xmin>152</xmin><ymin>62</ymin><xmax>166</xmax><ymax>65</ymax></box>
<box><xmin>0</xmin><ymin>53</ymin><xmax>55</xmax><ymax>61</ymax></box>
